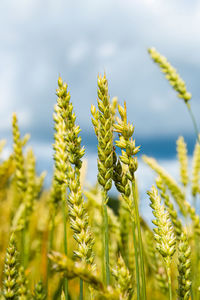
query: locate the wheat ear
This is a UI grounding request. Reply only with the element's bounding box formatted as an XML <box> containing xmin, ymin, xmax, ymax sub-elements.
<box><xmin>53</xmin><ymin>77</ymin><xmax>71</xmax><ymax>299</ymax></box>
<box><xmin>176</xmin><ymin>136</ymin><xmax>189</xmax><ymax>188</ymax></box>
<box><xmin>191</xmin><ymin>137</ymin><xmax>200</xmax><ymax>203</ymax></box>
<box><xmin>143</xmin><ymin>155</ymin><xmax>187</xmax><ymax>216</ymax></box>
<box><xmin>49</xmin><ymin>251</ymin><xmax>119</xmax><ymax>300</ymax></box>
<box><xmin>156</xmin><ymin>176</ymin><xmax>183</xmax><ymax>240</ymax></box>
<box><xmin>148</xmin><ymin>185</ymin><xmax>176</xmax><ymax>300</ymax></box>
<box><xmin>148</xmin><ymin>47</ymin><xmax>200</xmax><ymax>143</ymax></box>
<box><xmin>112</xmin><ymin>254</ymin><xmax>133</xmax><ymax>300</ymax></box>
<box><xmin>33</xmin><ymin>280</ymin><xmax>46</xmax><ymax>300</ymax></box>
<box><xmin>177</xmin><ymin>231</ymin><xmax>191</xmax><ymax>300</ymax></box>
<box><xmin>144</xmin><ymin>229</ymin><xmax>168</xmax><ymax>295</ymax></box>
<box><xmin>91</xmin><ymin>74</ymin><xmax>114</xmax><ymax>286</ymax></box>
<box><xmin>58</xmin><ymin>77</ymin><xmax>95</xmax><ymax>300</ymax></box>
<box><xmin>114</xmin><ymin>102</ymin><xmax>146</xmax><ymax>300</ymax></box>
<box><xmin>3</xmin><ymin>233</ymin><xmax>18</xmax><ymax>300</ymax></box>
<box><xmin>17</xmin><ymin>266</ymin><xmax>29</xmax><ymax>300</ymax></box>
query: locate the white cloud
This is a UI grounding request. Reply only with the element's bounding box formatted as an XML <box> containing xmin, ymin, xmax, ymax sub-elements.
<box><xmin>1</xmin><ymin>0</ymin><xmax>200</xmax><ymax>143</ymax></box>
<box><xmin>67</xmin><ymin>40</ymin><xmax>90</xmax><ymax>64</ymax></box>
<box><xmin>97</xmin><ymin>42</ymin><xmax>117</xmax><ymax>58</ymax></box>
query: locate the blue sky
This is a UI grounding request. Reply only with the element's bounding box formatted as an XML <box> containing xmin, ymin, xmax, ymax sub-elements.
<box><xmin>1</xmin><ymin>0</ymin><xmax>200</xmax><ymax>202</ymax></box>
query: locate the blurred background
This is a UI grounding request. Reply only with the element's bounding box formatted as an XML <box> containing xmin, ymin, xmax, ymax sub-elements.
<box><xmin>1</xmin><ymin>0</ymin><xmax>200</xmax><ymax>216</ymax></box>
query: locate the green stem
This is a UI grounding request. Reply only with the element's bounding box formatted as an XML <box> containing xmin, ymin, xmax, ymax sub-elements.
<box><xmin>132</xmin><ymin>220</ymin><xmax>140</xmax><ymax>300</ymax></box>
<box><xmin>103</xmin><ymin>192</ymin><xmax>110</xmax><ymax>286</ymax></box>
<box><xmin>167</xmin><ymin>267</ymin><xmax>172</xmax><ymax>300</ymax></box>
<box><xmin>80</xmin><ymin>279</ymin><xmax>83</xmax><ymax>300</ymax></box>
<box><xmin>62</xmin><ymin>187</ymin><xmax>69</xmax><ymax>300</ymax></box>
<box><xmin>186</xmin><ymin>102</ymin><xmax>200</xmax><ymax>144</ymax></box>
<box><xmin>101</xmin><ymin>211</ymin><xmax>105</xmax><ymax>284</ymax></box>
<box><xmin>132</xmin><ymin>181</ymin><xmax>146</xmax><ymax>300</ymax></box>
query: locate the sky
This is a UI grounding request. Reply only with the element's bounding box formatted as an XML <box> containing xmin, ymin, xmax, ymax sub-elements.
<box><xmin>1</xmin><ymin>0</ymin><xmax>200</xmax><ymax>213</ymax></box>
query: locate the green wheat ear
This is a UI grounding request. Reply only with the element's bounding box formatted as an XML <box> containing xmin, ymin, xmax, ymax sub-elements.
<box><xmin>3</xmin><ymin>233</ymin><xmax>18</xmax><ymax>300</ymax></box>
<box><xmin>192</xmin><ymin>136</ymin><xmax>200</xmax><ymax>197</ymax></box>
<box><xmin>12</xmin><ymin>112</ymin><xmax>26</xmax><ymax>195</ymax></box>
<box><xmin>148</xmin><ymin>47</ymin><xmax>200</xmax><ymax>143</ymax></box>
<box><xmin>112</xmin><ymin>254</ymin><xmax>133</xmax><ymax>300</ymax></box>
<box><xmin>148</xmin><ymin>185</ymin><xmax>176</xmax><ymax>263</ymax></box>
<box><xmin>143</xmin><ymin>155</ymin><xmax>187</xmax><ymax>216</ymax></box>
<box><xmin>156</xmin><ymin>176</ymin><xmax>183</xmax><ymax>240</ymax></box>
<box><xmin>144</xmin><ymin>229</ymin><xmax>168</xmax><ymax>295</ymax></box>
<box><xmin>148</xmin><ymin>185</ymin><xmax>176</xmax><ymax>300</ymax></box>
<box><xmin>177</xmin><ymin>231</ymin><xmax>191</xmax><ymax>300</ymax></box>
<box><xmin>176</xmin><ymin>136</ymin><xmax>189</xmax><ymax>187</ymax></box>
<box><xmin>148</xmin><ymin>47</ymin><xmax>191</xmax><ymax>102</ymax></box>
<box><xmin>17</xmin><ymin>266</ymin><xmax>29</xmax><ymax>300</ymax></box>
<box><xmin>96</xmin><ymin>73</ymin><xmax>114</xmax><ymax>192</ymax></box>
<box><xmin>33</xmin><ymin>280</ymin><xmax>46</xmax><ymax>300</ymax></box>
<box><xmin>57</xmin><ymin>77</ymin><xmax>94</xmax><ymax>267</ymax></box>
<box><xmin>0</xmin><ymin>139</ymin><xmax>6</xmax><ymax>154</ymax></box>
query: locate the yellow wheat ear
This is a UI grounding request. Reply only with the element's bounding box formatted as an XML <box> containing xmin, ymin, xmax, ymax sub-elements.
<box><xmin>192</xmin><ymin>136</ymin><xmax>200</xmax><ymax>197</ymax></box>
<box><xmin>176</xmin><ymin>136</ymin><xmax>189</xmax><ymax>187</ymax></box>
<box><xmin>142</xmin><ymin>155</ymin><xmax>187</xmax><ymax>216</ymax></box>
<box><xmin>148</xmin><ymin>47</ymin><xmax>191</xmax><ymax>102</ymax></box>
<box><xmin>148</xmin><ymin>47</ymin><xmax>200</xmax><ymax>143</ymax></box>
<box><xmin>0</xmin><ymin>139</ymin><xmax>6</xmax><ymax>155</ymax></box>
<box><xmin>148</xmin><ymin>185</ymin><xmax>176</xmax><ymax>300</ymax></box>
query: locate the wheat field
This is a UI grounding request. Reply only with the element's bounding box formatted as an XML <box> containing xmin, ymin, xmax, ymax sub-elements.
<box><xmin>0</xmin><ymin>49</ymin><xmax>199</xmax><ymax>300</ymax></box>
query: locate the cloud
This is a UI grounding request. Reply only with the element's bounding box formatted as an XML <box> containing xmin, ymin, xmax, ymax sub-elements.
<box><xmin>96</xmin><ymin>42</ymin><xmax>117</xmax><ymax>58</ymax></box>
<box><xmin>67</xmin><ymin>40</ymin><xmax>90</xmax><ymax>65</ymax></box>
<box><xmin>0</xmin><ymin>0</ymin><xmax>200</xmax><ymax>151</ymax></box>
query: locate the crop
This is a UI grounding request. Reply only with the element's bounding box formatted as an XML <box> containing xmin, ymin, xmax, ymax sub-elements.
<box><xmin>0</xmin><ymin>49</ymin><xmax>200</xmax><ymax>300</ymax></box>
